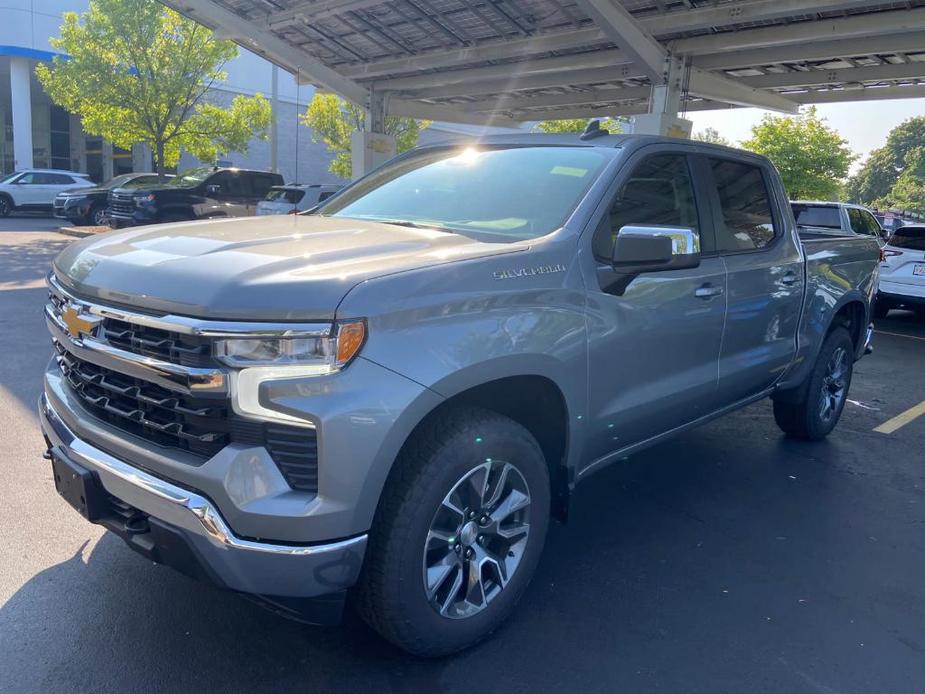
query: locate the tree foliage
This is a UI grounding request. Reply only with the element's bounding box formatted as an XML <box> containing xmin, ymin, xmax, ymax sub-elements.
<box><xmin>36</xmin><ymin>0</ymin><xmax>271</xmax><ymax>178</ymax></box>
<box><xmin>740</xmin><ymin>107</ymin><xmax>854</xmax><ymax>200</ymax></box>
<box><xmin>845</xmin><ymin>116</ymin><xmax>925</xmax><ymax>211</ymax></box>
<box><xmin>692</xmin><ymin>127</ymin><xmax>731</xmax><ymax>146</ymax></box>
<box><xmin>301</xmin><ymin>93</ymin><xmax>428</xmax><ymax>179</ymax></box>
<box><xmin>533</xmin><ymin>118</ymin><xmax>625</xmax><ymax>134</ymax></box>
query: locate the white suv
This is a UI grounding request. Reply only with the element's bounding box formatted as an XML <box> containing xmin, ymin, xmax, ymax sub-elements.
<box><xmin>0</xmin><ymin>169</ymin><xmax>94</xmax><ymax>216</ymax></box>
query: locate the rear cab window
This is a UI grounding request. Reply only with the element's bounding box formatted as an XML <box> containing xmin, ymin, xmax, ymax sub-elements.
<box><xmin>266</xmin><ymin>187</ymin><xmax>305</xmax><ymax>204</ymax></box>
<box><xmin>793</xmin><ymin>204</ymin><xmax>842</xmax><ymax>230</ymax></box>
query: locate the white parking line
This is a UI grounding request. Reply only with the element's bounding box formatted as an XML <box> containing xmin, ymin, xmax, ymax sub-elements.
<box><xmin>874</xmin><ymin>330</ymin><xmax>925</xmax><ymax>342</ymax></box>
<box><xmin>874</xmin><ymin>400</ymin><xmax>925</xmax><ymax>434</ymax></box>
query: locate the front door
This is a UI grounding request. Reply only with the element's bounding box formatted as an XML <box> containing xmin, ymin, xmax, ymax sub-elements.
<box><xmin>584</xmin><ymin>150</ymin><xmax>727</xmax><ymax>465</ymax></box>
<box><xmin>701</xmin><ymin>156</ymin><xmax>803</xmax><ymax>402</ymax></box>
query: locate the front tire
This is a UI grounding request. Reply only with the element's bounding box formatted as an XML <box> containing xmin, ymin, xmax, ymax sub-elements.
<box><xmin>773</xmin><ymin>326</ymin><xmax>854</xmax><ymax>440</ymax></box>
<box><xmin>355</xmin><ymin>407</ymin><xmax>550</xmax><ymax>657</ymax></box>
<box><xmin>88</xmin><ymin>204</ymin><xmax>109</xmax><ymax>226</ymax></box>
<box><xmin>0</xmin><ymin>195</ymin><xmax>12</xmax><ymax>217</ymax></box>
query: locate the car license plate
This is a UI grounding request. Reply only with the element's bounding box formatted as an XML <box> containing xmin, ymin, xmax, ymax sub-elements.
<box><xmin>50</xmin><ymin>449</ymin><xmax>107</xmax><ymax>521</ymax></box>
<box><xmin>914</xmin><ymin>264</ymin><xmax>925</xmax><ymax>276</ymax></box>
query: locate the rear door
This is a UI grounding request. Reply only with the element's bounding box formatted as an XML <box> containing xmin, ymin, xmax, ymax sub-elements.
<box><xmin>202</xmin><ymin>171</ymin><xmax>250</xmax><ymax>217</ymax></box>
<box><xmin>702</xmin><ymin>156</ymin><xmax>803</xmax><ymax>402</ymax></box>
<box><xmin>247</xmin><ymin>173</ymin><xmax>281</xmax><ymax>214</ymax></box>
<box><xmin>585</xmin><ymin>148</ymin><xmax>727</xmax><ymax>460</ymax></box>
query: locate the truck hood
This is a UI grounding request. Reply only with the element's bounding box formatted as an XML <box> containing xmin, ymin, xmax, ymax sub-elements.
<box><xmin>53</xmin><ymin>215</ymin><xmax>521</xmax><ymax>320</ymax></box>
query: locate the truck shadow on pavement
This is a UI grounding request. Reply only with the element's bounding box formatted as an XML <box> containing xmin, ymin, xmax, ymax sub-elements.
<box><xmin>5</xmin><ymin>407</ymin><xmax>925</xmax><ymax>693</ymax></box>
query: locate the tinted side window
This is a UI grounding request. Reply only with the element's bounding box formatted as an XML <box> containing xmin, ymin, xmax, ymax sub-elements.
<box><xmin>847</xmin><ymin>208</ymin><xmax>867</xmax><ymax>235</ymax></box>
<box><xmin>17</xmin><ymin>173</ymin><xmax>38</xmax><ymax>184</ymax></box>
<box><xmin>209</xmin><ymin>172</ymin><xmax>246</xmax><ymax>196</ymax></box>
<box><xmin>593</xmin><ymin>154</ymin><xmax>698</xmax><ymax>260</ymax></box>
<box><xmin>249</xmin><ymin>174</ymin><xmax>278</xmax><ymax>199</ymax></box>
<box><xmin>709</xmin><ymin>159</ymin><xmax>777</xmax><ymax>251</ymax></box>
<box><xmin>860</xmin><ymin>210</ymin><xmax>882</xmax><ymax>236</ymax></box>
<box><xmin>46</xmin><ymin>173</ymin><xmax>74</xmax><ymax>185</ymax></box>
<box><xmin>317</xmin><ymin>191</ymin><xmax>336</xmax><ymax>202</ymax></box>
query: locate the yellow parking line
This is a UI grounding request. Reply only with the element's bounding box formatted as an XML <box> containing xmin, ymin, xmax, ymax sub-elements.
<box><xmin>874</xmin><ymin>330</ymin><xmax>925</xmax><ymax>342</ymax></box>
<box><xmin>874</xmin><ymin>400</ymin><xmax>925</xmax><ymax>434</ymax></box>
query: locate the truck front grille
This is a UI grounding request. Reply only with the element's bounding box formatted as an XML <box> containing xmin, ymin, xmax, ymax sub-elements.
<box><xmin>48</xmin><ymin>290</ymin><xmax>214</xmax><ymax>368</ymax></box>
<box><xmin>108</xmin><ymin>194</ymin><xmax>135</xmax><ymax>217</ymax></box>
<box><xmin>54</xmin><ymin>343</ymin><xmax>319</xmax><ymax>492</ymax></box>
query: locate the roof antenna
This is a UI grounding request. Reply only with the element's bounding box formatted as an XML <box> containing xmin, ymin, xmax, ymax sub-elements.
<box><xmin>580</xmin><ymin>119</ymin><xmax>609</xmax><ymax>140</ymax></box>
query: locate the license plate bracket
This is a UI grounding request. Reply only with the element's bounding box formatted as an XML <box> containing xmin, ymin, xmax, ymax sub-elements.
<box><xmin>913</xmin><ymin>263</ymin><xmax>925</xmax><ymax>276</ymax></box>
<box><xmin>50</xmin><ymin>449</ymin><xmax>108</xmax><ymax>522</ymax></box>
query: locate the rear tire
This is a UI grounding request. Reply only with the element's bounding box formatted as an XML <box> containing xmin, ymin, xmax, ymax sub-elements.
<box><xmin>873</xmin><ymin>299</ymin><xmax>891</xmax><ymax>320</ymax></box>
<box><xmin>355</xmin><ymin>406</ymin><xmax>550</xmax><ymax>657</ymax></box>
<box><xmin>88</xmin><ymin>204</ymin><xmax>109</xmax><ymax>227</ymax></box>
<box><xmin>773</xmin><ymin>326</ymin><xmax>854</xmax><ymax>441</ymax></box>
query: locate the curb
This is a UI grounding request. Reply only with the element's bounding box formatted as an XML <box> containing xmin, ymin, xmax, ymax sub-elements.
<box><xmin>57</xmin><ymin>226</ymin><xmax>108</xmax><ymax>238</ymax></box>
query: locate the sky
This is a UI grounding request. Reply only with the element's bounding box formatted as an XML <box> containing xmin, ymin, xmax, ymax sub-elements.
<box><xmin>686</xmin><ymin>98</ymin><xmax>925</xmax><ymax>174</ymax></box>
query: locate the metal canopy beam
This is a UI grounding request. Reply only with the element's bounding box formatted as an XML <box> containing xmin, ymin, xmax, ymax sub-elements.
<box><xmin>338</xmin><ymin>0</ymin><xmax>877</xmax><ymax>81</ymax></box>
<box><xmin>167</xmin><ymin>0</ymin><xmax>369</xmax><ymax>104</ymax></box>
<box><xmin>463</xmin><ymin>86</ymin><xmax>652</xmax><ymax>113</ymax></box>
<box><xmin>687</xmin><ymin>67</ymin><xmax>800</xmax><ymax>112</ymax></box>
<box><xmin>575</xmin><ymin>0</ymin><xmax>798</xmax><ymax>112</ymax></box>
<box><xmin>372</xmin><ymin>49</ymin><xmax>633</xmax><ymax>92</ymax></box>
<box><xmin>266</xmin><ymin>0</ymin><xmax>383</xmax><ymax>27</ymax></box>
<box><xmin>693</xmin><ymin>31</ymin><xmax>925</xmax><ymax>70</ymax></box>
<box><xmin>574</xmin><ymin>0</ymin><xmax>667</xmax><ymax>81</ymax></box>
<box><xmin>740</xmin><ymin>62</ymin><xmax>925</xmax><ymax>89</ymax></box>
<box><xmin>674</xmin><ymin>8</ymin><xmax>925</xmax><ymax>55</ymax></box>
<box><xmin>394</xmin><ymin>65</ymin><xmax>648</xmax><ymax>100</ymax></box>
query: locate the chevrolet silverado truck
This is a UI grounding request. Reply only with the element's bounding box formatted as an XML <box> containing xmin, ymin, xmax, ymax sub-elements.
<box><xmin>107</xmin><ymin>166</ymin><xmax>283</xmax><ymax>227</ymax></box>
<box><xmin>40</xmin><ymin>133</ymin><xmax>879</xmax><ymax>657</ymax></box>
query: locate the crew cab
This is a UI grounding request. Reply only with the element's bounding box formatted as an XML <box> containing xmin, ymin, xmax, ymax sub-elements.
<box><xmin>107</xmin><ymin>166</ymin><xmax>283</xmax><ymax>227</ymax></box>
<box><xmin>40</xmin><ymin>134</ymin><xmax>879</xmax><ymax>657</ymax></box>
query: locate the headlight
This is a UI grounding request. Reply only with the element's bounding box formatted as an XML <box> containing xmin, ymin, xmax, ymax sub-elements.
<box><xmin>214</xmin><ymin>320</ymin><xmax>366</xmax><ymax>371</ymax></box>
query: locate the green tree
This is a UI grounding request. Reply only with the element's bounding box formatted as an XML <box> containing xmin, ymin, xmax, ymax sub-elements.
<box><xmin>36</xmin><ymin>0</ymin><xmax>271</xmax><ymax>179</ymax></box>
<box><xmin>741</xmin><ymin>107</ymin><xmax>854</xmax><ymax>200</ymax></box>
<box><xmin>846</xmin><ymin>116</ymin><xmax>925</xmax><ymax>205</ymax></box>
<box><xmin>533</xmin><ymin>117</ymin><xmax>625</xmax><ymax>134</ymax></box>
<box><xmin>875</xmin><ymin>146</ymin><xmax>925</xmax><ymax>215</ymax></box>
<box><xmin>301</xmin><ymin>93</ymin><xmax>428</xmax><ymax>179</ymax></box>
<box><xmin>692</xmin><ymin>127</ymin><xmax>731</xmax><ymax>146</ymax></box>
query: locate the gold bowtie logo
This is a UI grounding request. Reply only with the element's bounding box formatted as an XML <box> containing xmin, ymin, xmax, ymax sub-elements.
<box><xmin>61</xmin><ymin>305</ymin><xmax>100</xmax><ymax>339</ymax></box>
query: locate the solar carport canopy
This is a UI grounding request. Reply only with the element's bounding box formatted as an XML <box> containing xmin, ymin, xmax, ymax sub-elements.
<box><xmin>164</xmin><ymin>0</ymin><xmax>925</xmax><ymax>124</ymax></box>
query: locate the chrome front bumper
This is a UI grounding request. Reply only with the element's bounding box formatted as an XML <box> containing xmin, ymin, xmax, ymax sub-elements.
<box><xmin>39</xmin><ymin>394</ymin><xmax>367</xmax><ymax>602</ymax></box>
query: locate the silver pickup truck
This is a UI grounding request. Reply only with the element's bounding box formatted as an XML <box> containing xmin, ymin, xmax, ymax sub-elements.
<box><xmin>40</xmin><ymin>134</ymin><xmax>879</xmax><ymax>656</ymax></box>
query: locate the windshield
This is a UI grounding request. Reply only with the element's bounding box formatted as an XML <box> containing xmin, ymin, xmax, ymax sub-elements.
<box><xmin>0</xmin><ymin>172</ymin><xmax>19</xmax><ymax>184</ymax></box>
<box><xmin>321</xmin><ymin>146</ymin><xmax>609</xmax><ymax>241</ymax></box>
<box><xmin>167</xmin><ymin>167</ymin><xmax>212</xmax><ymax>187</ymax></box>
<box><xmin>792</xmin><ymin>204</ymin><xmax>841</xmax><ymax>229</ymax></box>
<box><xmin>888</xmin><ymin>226</ymin><xmax>925</xmax><ymax>251</ymax></box>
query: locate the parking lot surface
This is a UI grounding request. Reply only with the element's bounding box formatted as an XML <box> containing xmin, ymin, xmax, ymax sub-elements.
<box><xmin>2</xmin><ymin>224</ymin><xmax>924</xmax><ymax>693</ymax></box>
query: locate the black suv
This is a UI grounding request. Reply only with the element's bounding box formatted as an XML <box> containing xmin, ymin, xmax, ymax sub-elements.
<box><xmin>108</xmin><ymin>166</ymin><xmax>284</xmax><ymax>227</ymax></box>
<box><xmin>54</xmin><ymin>172</ymin><xmax>168</xmax><ymax>226</ymax></box>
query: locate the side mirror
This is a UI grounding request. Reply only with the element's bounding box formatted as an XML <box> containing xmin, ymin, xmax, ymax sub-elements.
<box><xmin>611</xmin><ymin>224</ymin><xmax>701</xmax><ymax>273</ymax></box>
<box><xmin>206</xmin><ymin>184</ymin><xmax>222</xmax><ymax>195</ymax></box>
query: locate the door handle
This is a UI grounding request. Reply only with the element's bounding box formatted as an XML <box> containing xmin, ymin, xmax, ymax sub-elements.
<box><xmin>695</xmin><ymin>284</ymin><xmax>724</xmax><ymax>299</ymax></box>
<box><xmin>780</xmin><ymin>272</ymin><xmax>799</xmax><ymax>285</ymax></box>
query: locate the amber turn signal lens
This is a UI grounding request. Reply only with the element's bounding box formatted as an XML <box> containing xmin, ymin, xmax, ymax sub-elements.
<box><xmin>336</xmin><ymin>321</ymin><xmax>366</xmax><ymax>366</ymax></box>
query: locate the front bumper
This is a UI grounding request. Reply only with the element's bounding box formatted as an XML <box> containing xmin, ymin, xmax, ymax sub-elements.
<box><xmin>39</xmin><ymin>393</ymin><xmax>367</xmax><ymax>620</ymax></box>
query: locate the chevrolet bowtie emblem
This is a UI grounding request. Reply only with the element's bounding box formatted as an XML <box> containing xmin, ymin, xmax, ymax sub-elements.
<box><xmin>61</xmin><ymin>304</ymin><xmax>101</xmax><ymax>340</ymax></box>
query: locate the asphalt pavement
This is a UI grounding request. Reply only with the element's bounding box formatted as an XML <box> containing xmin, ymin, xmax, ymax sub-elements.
<box><xmin>2</xmin><ymin>223</ymin><xmax>925</xmax><ymax>694</ymax></box>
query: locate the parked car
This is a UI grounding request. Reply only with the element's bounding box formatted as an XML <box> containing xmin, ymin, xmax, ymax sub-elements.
<box><xmin>256</xmin><ymin>184</ymin><xmax>342</xmax><ymax>216</ymax></box>
<box><xmin>107</xmin><ymin>166</ymin><xmax>283</xmax><ymax>227</ymax></box>
<box><xmin>0</xmin><ymin>169</ymin><xmax>94</xmax><ymax>216</ymax></box>
<box><xmin>875</xmin><ymin>224</ymin><xmax>925</xmax><ymax>318</ymax></box>
<box><xmin>41</xmin><ymin>134</ymin><xmax>879</xmax><ymax>657</ymax></box>
<box><xmin>874</xmin><ymin>212</ymin><xmax>906</xmax><ymax>237</ymax></box>
<box><xmin>791</xmin><ymin>200</ymin><xmax>889</xmax><ymax>245</ymax></box>
<box><xmin>53</xmin><ymin>172</ymin><xmax>170</xmax><ymax>226</ymax></box>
